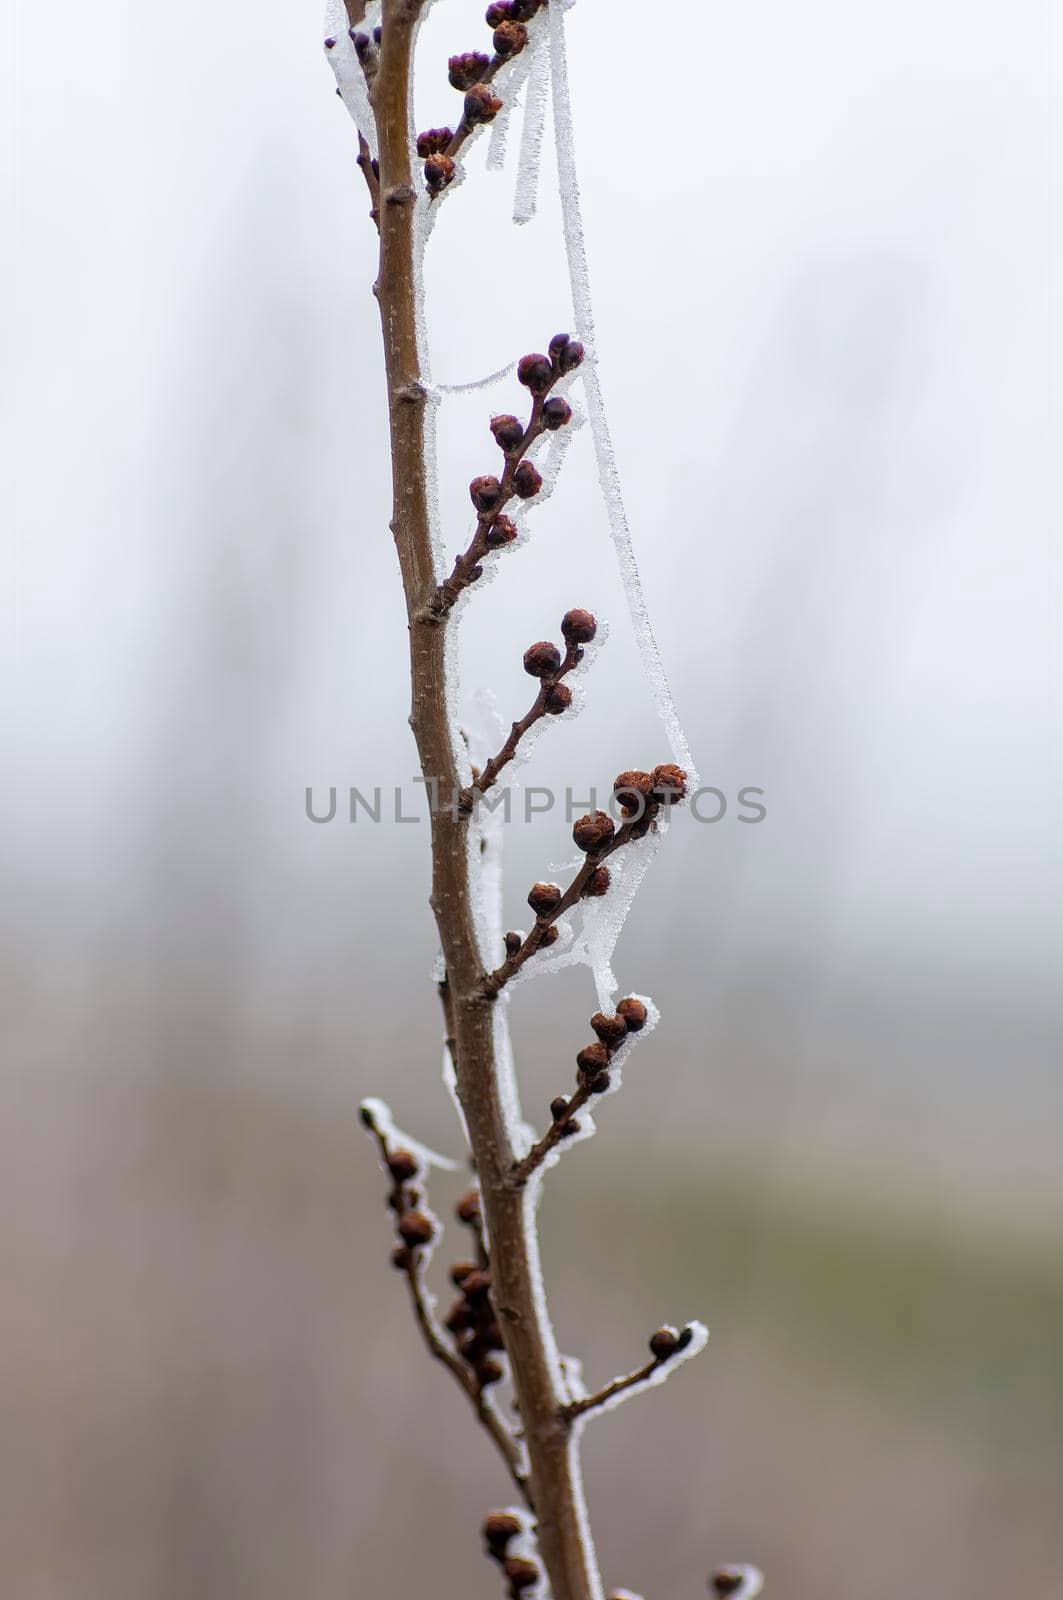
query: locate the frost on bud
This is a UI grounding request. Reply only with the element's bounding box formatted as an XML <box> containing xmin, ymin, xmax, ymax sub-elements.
<box><xmin>483</xmin><ymin>1511</ymin><xmax>523</xmax><ymax>1553</ymax></box>
<box><xmin>523</xmin><ymin>640</ymin><xmax>561</xmax><ymax>677</ymax></box>
<box><xmin>449</xmin><ymin>51</ymin><xmax>491</xmax><ymax>89</ymax></box>
<box><xmin>513</xmin><ymin>460</ymin><xmax>543</xmax><ymax>499</ymax></box>
<box><xmin>504</xmin><ymin>930</ymin><xmax>524</xmax><ymax>956</ymax></box>
<box><xmin>503</xmin><ymin>1557</ymin><xmax>540</xmax><ymax>1591</ymax></box>
<box><xmin>464</xmin><ymin>82</ymin><xmax>504</xmax><ymax>124</ymax></box>
<box><xmin>542</xmin><ymin>395</ymin><xmax>572</xmax><ymax>430</ymax></box>
<box><xmin>583</xmin><ymin>866</ymin><xmax>611</xmax><ymax>897</ymax></box>
<box><xmin>397</xmin><ymin>1210</ymin><xmax>435</xmax><ymax>1247</ymax></box>
<box><xmin>590</xmin><ymin>1011</ymin><xmax>628</xmax><ymax>1048</ymax></box>
<box><xmin>386</xmin><ymin>1148</ymin><xmax>419</xmax><ymax>1182</ymax></box>
<box><xmin>550</xmin><ymin>1095</ymin><xmax>570</xmax><ymax>1122</ymax></box>
<box><xmin>493</xmin><ymin>19</ymin><xmax>528</xmax><ymax>56</ymax></box>
<box><xmin>561</xmin><ymin>606</ymin><xmax>597</xmax><ymax>644</ymax></box>
<box><xmin>324</xmin><ymin>37</ymin><xmax>336</xmax><ymax>50</ymax></box>
<box><xmin>539</xmin><ymin>924</ymin><xmax>560</xmax><ymax>947</ymax></box>
<box><xmin>517</xmin><ymin>352</ymin><xmax>553</xmax><ymax>393</ymax></box>
<box><xmin>470</xmin><ymin>474</ymin><xmax>503</xmax><ymax>512</ymax></box>
<box><xmin>456</xmin><ymin>1189</ymin><xmax>482</xmax><ymax>1224</ymax></box>
<box><xmin>572</xmin><ymin>810</ymin><xmax>615</xmax><ymax>852</ymax></box>
<box><xmin>712</xmin><ymin>1571</ymin><xmax>748</xmax><ymax>1597</ymax></box>
<box><xmin>490</xmin><ymin>413</ymin><xmax>525</xmax><ymax>452</ymax></box>
<box><xmin>486</xmin><ymin>513</ymin><xmax>518</xmax><ymax>548</ymax></box>
<box><xmin>528</xmin><ymin>881</ymin><xmax>562</xmax><ymax>915</ymax></box>
<box><xmin>544</xmin><ymin>682</ymin><xmax>572</xmax><ymax>714</ymax></box>
<box><xmin>613</xmin><ymin>769</ymin><xmax>654</xmax><ymax>816</ymax></box>
<box><xmin>424</xmin><ymin>153</ymin><xmax>456</xmax><ymax>194</ymax></box>
<box><xmin>417</xmin><ymin>127</ymin><xmax>454</xmax><ymax>157</ymax></box>
<box><xmin>560</xmin><ymin>1117</ymin><xmax>582</xmax><ymax>1139</ymax></box>
<box><xmin>576</xmin><ymin>1042</ymin><xmax>610</xmax><ymax>1077</ymax></box>
<box><xmin>652</xmin><ymin>762</ymin><xmax>688</xmax><ymax>804</ymax></box>
<box><xmin>616</xmin><ymin>996</ymin><xmax>648</xmax><ymax>1032</ymax></box>
<box><xmin>649</xmin><ymin>1325</ymin><xmax>680</xmax><ymax>1361</ymax></box>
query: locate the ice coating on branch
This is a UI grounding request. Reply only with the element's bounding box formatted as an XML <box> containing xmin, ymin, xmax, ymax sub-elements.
<box><xmin>486</xmin><ymin>41</ymin><xmax>535</xmax><ymax>171</ymax></box>
<box><xmin>548</xmin><ymin>2</ymin><xmax>698</xmax><ymax>786</ymax></box>
<box><xmin>324</xmin><ymin>1</ymin><xmax>381</xmax><ymax>157</ymax></box>
<box><xmin>581</xmin><ymin>834</ymin><xmax>662</xmax><ymax>1009</ymax></box>
<box><xmin>432</xmin><ymin>358</ymin><xmax>517</xmax><ymax>397</ymax></box>
<box><xmin>715</xmin><ymin>1569</ymin><xmax>765</xmax><ymax>1600</ymax></box>
<box><xmin>359</xmin><ymin>1097</ymin><xmax>459</xmax><ymax>1172</ymax></box>
<box><xmin>571</xmin><ymin>1321</ymin><xmax>710</xmax><ymax>1428</ymax></box>
<box><xmin>513</xmin><ymin>28</ymin><xmax>550</xmax><ymax>224</ymax></box>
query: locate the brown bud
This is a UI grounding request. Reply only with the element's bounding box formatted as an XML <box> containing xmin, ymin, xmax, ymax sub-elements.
<box><xmin>560</xmin><ymin>1117</ymin><xmax>582</xmax><ymax>1138</ymax></box>
<box><xmin>517</xmin><ymin>352</ymin><xmax>553</xmax><ymax>393</ymax></box>
<box><xmin>652</xmin><ymin>762</ymin><xmax>688</xmax><ymax>803</ymax></box>
<box><xmin>444</xmin><ymin>1299</ymin><xmax>474</xmax><ymax>1333</ymax></box>
<box><xmin>493</xmin><ymin>19</ymin><xmax>528</xmax><ymax>56</ymax></box>
<box><xmin>351</xmin><ymin>32</ymin><xmax>372</xmax><ymax>59</ymax></box>
<box><xmin>576</xmin><ymin>1041</ymin><xmax>610</xmax><ymax>1076</ymax></box>
<box><xmin>542</xmin><ymin>395</ymin><xmax>572</xmax><ymax>430</ymax></box>
<box><xmin>386</xmin><ymin>1148</ymin><xmax>419</xmax><ymax>1183</ymax></box>
<box><xmin>649</xmin><ymin>1325</ymin><xmax>680</xmax><ymax>1360</ymax></box>
<box><xmin>464</xmin><ymin>82</ymin><xmax>503</xmax><ymax>123</ymax></box>
<box><xmin>590</xmin><ymin>1011</ymin><xmax>628</xmax><ymax>1048</ymax></box>
<box><xmin>490</xmin><ymin>413</ymin><xmax>525</xmax><ymax>451</ymax></box>
<box><xmin>572</xmin><ymin>810</ymin><xmax>615</xmax><ymax>852</ymax></box>
<box><xmin>589</xmin><ymin>1070</ymin><xmax>611</xmax><ymax>1094</ymax></box>
<box><xmin>470</xmin><ymin>474</ymin><xmax>503</xmax><ymax>512</ymax></box>
<box><xmin>712</xmin><ymin>1571</ymin><xmax>747</xmax><ymax>1597</ymax></box>
<box><xmin>543</xmin><ymin>682</ymin><xmax>572</xmax><ymax>715</ymax></box>
<box><xmin>528</xmin><ymin>880</ymin><xmax>562</xmax><ymax>915</ymax></box>
<box><xmin>550</xmin><ymin>1095</ymin><xmax>570</xmax><ymax>1122</ymax></box>
<box><xmin>323</xmin><ymin>36</ymin><xmax>336</xmax><ymax>50</ymax></box>
<box><xmin>613</xmin><ymin>769</ymin><xmax>654</xmax><ymax>816</ymax></box>
<box><xmin>398</xmin><ymin>1210</ymin><xmax>435</xmax><ymax>1247</ymax></box>
<box><xmin>503</xmin><ymin>1557</ymin><xmax>540</xmax><ymax>1591</ymax></box>
<box><xmin>480</xmin><ymin>1321</ymin><xmax>506</xmax><ymax>1352</ymax></box>
<box><xmin>504</xmin><ymin>930</ymin><xmax>524</xmax><ymax>957</ymax></box>
<box><xmin>468</xmin><ymin>563</ymin><xmax>484</xmax><ymax>582</ymax></box>
<box><xmin>450</xmin><ymin>1260</ymin><xmax>478</xmax><ymax>1287</ymax></box>
<box><xmin>539</xmin><ymin>924</ymin><xmax>560</xmax><ymax>947</ymax></box>
<box><xmin>676</xmin><ymin>1324</ymin><xmax>695</xmax><ymax>1350</ymax></box>
<box><xmin>486</xmin><ymin>513</ymin><xmax>519</xmax><ymax>547</ymax></box>
<box><xmin>561</xmin><ymin>607</ymin><xmax>597</xmax><ymax>644</ymax></box>
<box><xmin>390</xmin><ymin>1244</ymin><xmax>412</xmax><ymax>1270</ymax></box>
<box><xmin>513</xmin><ymin>459</ymin><xmax>543</xmax><ymax>499</ymax></box>
<box><xmin>559</xmin><ymin>339</ymin><xmax>585</xmax><ymax>373</ymax></box>
<box><xmin>459</xmin><ymin>1269</ymin><xmax>491</xmax><ymax>1303</ymax></box>
<box><xmin>485</xmin><ymin>3</ymin><xmax>514</xmax><ymax>26</ymax></box>
<box><xmin>476</xmin><ymin>1355</ymin><xmax>504</xmax><ymax>1386</ymax></box>
<box><xmin>448</xmin><ymin>51</ymin><xmax>491</xmax><ymax>89</ymax></box>
<box><xmin>548</xmin><ymin>331</ymin><xmax>572</xmax><ymax>361</ymax></box>
<box><xmin>509</xmin><ymin>0</ymin><xmax>542</xmax><ymax>18</ymax></box>
<box><xmin>358</xmin><ymin>1103</ymin><xmax>377</xmax><ymax>1130</ymax></box>
<box><xmin>416</xmin><ymin>127</ymin><xmax>454</xmax><ymax>157</ymax></box>
<box><xmin>583</xmin><ymin>866</ymin><xmax>611</xmax><ymax>897</ymax></box>
<box><xmin>616</xmin><ymin>996</ymin><xmax>648</xmax><ymax>1032</ymax></box>
<box><xmin>523</xmin><ymin>640</ymin><xmax>561</xmax><ymax>677</ymax></box>
<box><xmin>483</xmin><ymin>1510</ymin><xmax>523</xmax><ymax>1550</ymax></box>
<box><xmin>455</xmin><ymin>1189</ymin><xmax>482</xmax><ymax>1224</ymax></box>
<box><xmin>424</xmin><ymin>152</ymin><xmax>456</xmax><ymax>193</ymax></box>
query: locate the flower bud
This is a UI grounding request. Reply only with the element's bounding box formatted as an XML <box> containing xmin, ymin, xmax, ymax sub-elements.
<box><xmin>649</xmin><ymin>1325</ymin><xmax>680</xmax><ymax>1360</ymax></box>
<box><xmin>712</xmin><ymin>1571</ymin><xmax>747</xmax><ymax>1596</ymax></box>
<box><xmin>509</xmin><ymin>0</ymin><xmax>542</xmax><ymax>18</ymax></box>
<box><xmin>559</xmin><ymin>339</ymin><xmax>585</xmax><ymax>372</ymax></box>
<box><xmin>444</xmin><ymin>1299</ymin><xmax>474</xmax><ymax>1333</ymax></box>
<box><xmin>476</xmin><ymin>1355</ymin><xmax>504</xmax><ymax>1386</ymax></box>
<box><xmin>461</xmin><ymin>1269</ymin><xmax>492</xmax><ymax>1304</ymax></box>
<box><xmin>561</xmin><ymin>607</ymin><xmax>597</xmax><ymax>644</ymax></box>
<box><xmin>456</xmin><ymin>1189</ymin><xmax>482</xmax><ymax>1224</ymax></box>
<box><xmin>512</xmin><ymin>460</ymin><xmax>542</xmax><ymax>499</ymax></box>
<box><xmin>483</xmin><ymin>1511</ymin><xmax>523</xmax><ymax>1552</ymax></box>
<box><xmin>390</xmin><ymin>1244</ymin><xmax>412</xmax><ymax>1270</ymax></box>
<box><xmin>485</xmin><ymin>3</ymin><xmax>515</xmax><ymax>26</ymax></box>
<box><xmin>528</xmin><ymin>881</ymin><xmax>562</xmax><ymax>915</ymax></box>
<box><xmin>450</xmin><ymin>1260</ymin><xmax>478</xmax><ymax>1287</ymax></box>
<box><xmin>523</xmin><ymin>640</ymin><xmax>561</xmax><ymax>677</ymax></box>
<box><xmin>504</xmin><ymin>930</ymin><xmax>524</xmax><ymax>957</ymax></box>
<box><xmin>470</xmin><ymin>474</ymin><xmax>503</xmax><ymax>512</ymax></box>
<box><xmin>583</xmin><ymin>866</ymin><xmax>611</xmax><ymax>897</ymax></box>
<box><xmin>503</xmin><ymin>1557</ymin><xmax>540</xmax><ymax>1591</ymax></box>
<box><xmin>652</xmin><ymin>762</ymin><xmax>688</xmax><ymax>803</ymax></box>
<box><xmin>386</xmin><ymin>1148</ymin><xmax>419</xmax><ymax>1182</ymax></box>
<box><xmin>486</xmin><ymin>512</ymin><xmax>519</xmax><ymax>547</ymax></box>
<box><xmin>576</xmin><ymin>1042</ymin><xmax>610</xmax><ymax>1076</ymax></box>
<box><xmin>468</xmin><ymin>563</ymin><xmax>484</xmax><ymax>582</ymax></box>
<box><xmin>539</xmin><ymin>924</ymin><xmax>560</xmax><ymax>947</ymax></box>
<box><xmin>572</xmin><ymin>810</ymin><xmax>615</xmax><ymax>852</ymax></box>
<box><xmin>590</xmin><ymin>1011</ymin><xmax>627</xmax><ymax>1048</ymax></box>
<box><xmin>464</xmin><ymin>82</ymin><xmax>503</xmax><ymax>123</ymax></box>
<box><xmin>324</xmin><ymin>37</ymin><xmax>336</xmax><ymax>50</ymax></box>
<box><xmin>548</xmin><ymin>331</ymin><xmax>571</xmax><ymax>361</ymax></box>
<box><xmin>424</xmin><ymin>152</ymin><xmax>456</xmax><ymax>193</ymax></box>
<box><xmin>517</xmin><ymin>352</ymin><xmax>553</xmax><ymax>393</ymax></box>
<box><xmin>560</xmin><ymin>1117</ymin><xmax>582</xmax><ymax>1139</ymax></box>
<box><xmin>550</xmin><ymin>1095</ymin><xmax>570</xmax><ymax>1122</ymax></box>
<box><xmin>544</xmin><ymin>682</ymin><xmax>572</xmax><ymax>715</ymax></box>
<box><xmin>589</xmin><ymin>1070</ymin><xmax>611</xmax><ymax>1094</ymax></box>
<box><xmin>490</xmin><ymin>413</ymin><xmax>525</xmax><ymax>451</ymax></box>
<box><xmin>613</xmin><ymin>769</ymin><xmax>654</xmax><ymax>816</ymax></box>
<box><xmin>351</xmin><ymin>32</ymin><xmax>372</xmax><ymax>59</ymax></box>
<box><xmin>542</xmin><ymin>396</ymin><xmax>572</xmax><ymax>430</ymax></box>
<box><xmin>416</xmin><ymin>127</ymin><xmax>454</xmax><ymax>157</ymax></box>
<box><xmin>616</xmin><ymin>996</ymin><xmax>648</xmax><ymax>1031</ymax></box>
<box><xmin>493</xmin><ymin>19</ymin><xmax>528</xmax><ymax>56</ymax></box>
<box><xmin>448</xmin><ymin>51</ymin><xmax>491</xmax><ymax>89</ymax></box>
<box><xmin>398</xmin><ymin>1210</ymin><xmax>435</xmax><ymax>1247</ymax></box>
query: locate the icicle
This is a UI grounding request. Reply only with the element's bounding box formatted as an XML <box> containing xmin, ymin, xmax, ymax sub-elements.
<box><xmin>433</xmin><ymin>359</ymin><xmax>518</xmax><ymax>397</ymax></box>
<box><xmin>548</xmin><ymin>3</ymin><xmax>698</xmax><ymax>786</ymax></box>
<box><xmin>513</xmin><ymin>30</ymin><xmax>550</xmax><ymax>224</ymax></box>
<box><xmin>323</xmin><ymin>2</ymin><xmax>382</xmax><ymax>157</ymax></box>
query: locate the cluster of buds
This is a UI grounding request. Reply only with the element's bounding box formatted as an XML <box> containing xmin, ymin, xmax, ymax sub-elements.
<box><xmin>570</xmin><ymin>763</ymin><xmax>688</xmax><ymax>857</ymax></box>
<box><xmin>445</xmin><ymin>1195</ymin><xmax>506</xmax><ymax>1390</ymax></box>
<box><xmin>356</xmin><ymin>1110</ymin><xmax>437</xmax><ymax>1271</ymax></box>
<box><xmin>483</xmin><ymin>1511</ymin><xmax>541</xmax><ymax>1597</ymax></box>
<box><xmin>542</xmin><ymin>997</ymin><xmax>647</xmax><ymax>1139</ymax></box>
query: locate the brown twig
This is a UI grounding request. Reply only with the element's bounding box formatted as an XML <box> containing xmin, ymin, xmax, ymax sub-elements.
<box><xmin>464</xmin><ymin>638</ymin><xmax>583</xmax><ymax>805</ymax></box>
<box><xmin>356</xmin><ymin>130</ymin><xmax>381</xmax><ymax>228</ymax></box>
<box><xmin>562</xmin><ymin>1358</ymin><xmax>659</xmax><ymax>1421</ymax></box>
<box><xmin>510</xmin><ymin>1079</ymin><xmax>593</xmax><ymax>1188</ymax></box>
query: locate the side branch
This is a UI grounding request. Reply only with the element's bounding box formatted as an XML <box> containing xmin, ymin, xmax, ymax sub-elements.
<box><xmin>563</xmin><ymin>1324</ymin><xmax>704</xmax><ymax>1424</ymax></box>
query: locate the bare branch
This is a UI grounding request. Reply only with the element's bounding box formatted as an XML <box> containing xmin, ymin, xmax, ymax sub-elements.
<box><xmin>563</xmin><ymin>1324</ymin><xmax>707</xmax><ymax>1425</ymax></box>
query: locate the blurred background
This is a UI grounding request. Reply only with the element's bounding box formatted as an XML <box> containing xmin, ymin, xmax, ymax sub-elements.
<box><xmin>7</xmin><ymin>1</ymin><xmax>1061</xmax><ymax>1597</ymax></box>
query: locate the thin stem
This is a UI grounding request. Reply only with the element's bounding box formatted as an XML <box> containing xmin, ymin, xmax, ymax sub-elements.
<box><xmin>562</xmin><ymin>1358</ymin><xmax>659</xmax><ymax>1422</ymax></box>
<box><xmin>510</xmin><ymin>1080</ymin><xmax>593</xmax><ymax>1188</ymax></box>
<box><xmin>437</xmin><ymin>55</ymin><xmax>506</xmax><ymax>178</ymax></box>
<box><xmin>465</xmin><ymin>640</ymin><xmax>582</xmax><ymax>805</ymax></box>
<box><xmin>356</xmin><ymin>130</ymin><xmax>380</xmax><ymax>228</ymax></box>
